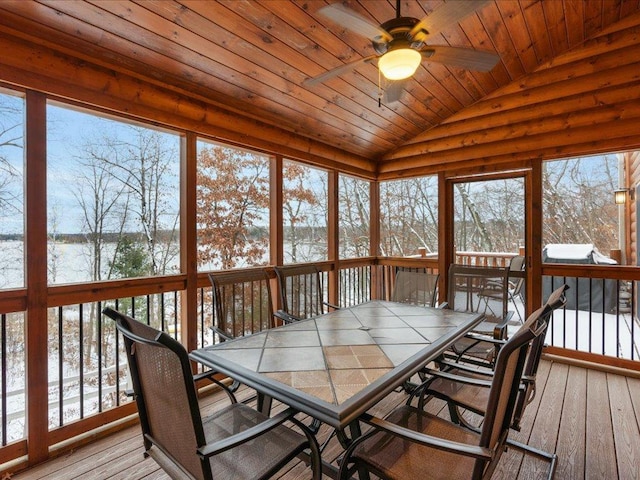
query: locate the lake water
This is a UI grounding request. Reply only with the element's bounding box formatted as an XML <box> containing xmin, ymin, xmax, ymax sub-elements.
<box><xmin>0</xmin><ymin>239</ymin><xmax>326</xmax><ymax>288</ymax></box>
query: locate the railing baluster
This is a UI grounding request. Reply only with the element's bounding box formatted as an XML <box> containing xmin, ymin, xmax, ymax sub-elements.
<box><xmin>58</xmin><ymin>306</ymin><xmax>63</xmax><ymax>426</ymax></box>
<box><xmin>632</xmin><ymin>284</ymin><xmax>637</xmax><ymax>361</ymax></box>
<box><xmin>98</xmin><ymin>301</ymin><xmax>103</xmax><ymax>413</ymax></box>
<box><xmin>1</xmin><ymin>313</ymin><xmax>6</xmax><ymax>446</ymax></box>
<box><xmin>79</xmin><ymin>303</ymin><xmax>84</xmax><ymax>420</ymax></box>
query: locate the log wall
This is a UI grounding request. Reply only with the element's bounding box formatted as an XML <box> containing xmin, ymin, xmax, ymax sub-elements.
<box><xmin>380</xmin><ymin>14</ymin><xmax>640</xmax><ymax>179</ymax></box>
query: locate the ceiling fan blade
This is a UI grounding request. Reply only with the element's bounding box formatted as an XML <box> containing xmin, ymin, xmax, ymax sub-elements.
<box><xmin>423</xmin><ymin>46</ymin><xmax>499</xmax><ymax>71</ymax></box>
<box><xmin>318</xmin><ymin>3</ymin><xmax>392</xmax><ymax>42</ymax></box>
<box><xmin>382</xmin><ymin>79</ymin><xmax>409</xmax><ymax>104</ymax></box>
<box><xmin>303</xmin><ymin>55</ymin><xmax>378</xmax><ymax>87</ymax></box>
<box><xmin>409</xmin><ymin>0</ymin><xmax>490</xmax><ymax>42</ymax></box>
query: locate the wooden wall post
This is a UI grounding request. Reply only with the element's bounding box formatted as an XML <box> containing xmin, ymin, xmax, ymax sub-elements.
<box><xmin>25</xmin><ymin>90</ymin><xmax>49</xmax><ymax>464</ymax></box>
<box><xmin>529</xmin><ymin>161</ymin><xmax>543</xmax><ymax>311</ymax></box>
<box><xmin>369</xmin><ymin>181</ymin><xmax>381</xmax><ymax>299</ymax></box>
<box><xmin>438</xmin><ymin>172</ymin><xmax>454</xmax><ymax>304</ymax></box>
<box><xmin>180</xmin><ymin>132</ymin><xmax>198</xmax><ymax>355</ymax></box>
<box><xmin>327</xmin><ymin>171</ymin><xmax>339</xmax><ymax>306</ymax></box>
<box><xmin>270</xmin><ymin>155</ymin><xmax>284</xmax><ymax>316</ymax></box>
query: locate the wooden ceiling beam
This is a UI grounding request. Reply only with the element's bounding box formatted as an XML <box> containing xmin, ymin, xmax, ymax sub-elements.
<box><xmin>385</xmin><ymin>80</ymin><xmax>640</xmax><ymax>159</ymax></box>
<box><xmin>388</xmin><ymin>51</ymin><xmax>640</xmax><ymax>161</ymax></box>
<box><xmin>380</xmin><ymin>116</ymin><xmax>640</xmax><ymax>176</ymax></box>
<box><xmin>393</xmin><ymin>79</ymin><xmax>640</xmax><ymax>151</ymax></box>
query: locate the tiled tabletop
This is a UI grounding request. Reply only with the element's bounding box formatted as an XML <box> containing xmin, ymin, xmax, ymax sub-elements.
<box><xmin>190</xmin><ymin>300</ymin><xmax>482</xmax><ymax>428</ymax></box>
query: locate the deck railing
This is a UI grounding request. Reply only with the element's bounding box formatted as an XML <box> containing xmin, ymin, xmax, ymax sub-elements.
<box><xmin>1</xmin><ymin>254</ymin><xmax>640</xmax><ymax>471</ymax></box>
<box><xmin>542</xmin><ymin>264</ymin><xmax>640</xmax><ymax>364</ymax></box>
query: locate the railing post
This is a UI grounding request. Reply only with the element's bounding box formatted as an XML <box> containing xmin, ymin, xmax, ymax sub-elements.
<box><xmin>180</xmin><ymin>133</ymin><xmax>199</xmax><ymax>356</ymax></box>
<box><xmin>25</xmin><ymin>90</ymin><xmax>49</xmax><ymax>464</ymax></box>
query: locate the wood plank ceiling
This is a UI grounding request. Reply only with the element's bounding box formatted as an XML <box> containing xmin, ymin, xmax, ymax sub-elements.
<box><xmin>0</xmin><ymin>0</ymin><xmax>639</xmax><ymax>174</ymax></box>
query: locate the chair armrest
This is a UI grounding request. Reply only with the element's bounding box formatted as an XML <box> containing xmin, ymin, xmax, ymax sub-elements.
<box><xmin>464</xmin><ymin>332</ymin><xmax>507</xmax><ymax>346</ymax></box>
<box><xmin>197</xmin><ymin>407</ymin><xmax>298</xmax><ymax>458</ymax></box>
<box><xmin>359</xmin><ymin>412</ymin><xmax>493</xmax><ymax>460</ymax></box>
<box><xmin>193</xmin><ymin>370</ymin><xmax>238</xmax><ymax>403</ymax></box>
<box><xmin>209</xmin><ymin>325</ymin><xmax>234</xmax><ymax>342</ymax></box>
<box><xmin>274</xmin><ymin>309</ymin><xmax>302</xmax><ymax>324</ymax></box>
<box><xmin>323</xmin><ymin>300</ymin><xmax>341</xmax><ymax>311</ymax></box>
<box><xmin>421</xmin><ymin>368</ymin><xmax>494</xmax><ymax>388</ymax></box>
<box><xmin>436</xmin><ymin>359</ymin><xmax>496</xmax><ymax>377</ymax></box>
<box><xmin>492</xmin><ymin>311</ymin><xmax>514</xmax><ymax>339</ymax></box>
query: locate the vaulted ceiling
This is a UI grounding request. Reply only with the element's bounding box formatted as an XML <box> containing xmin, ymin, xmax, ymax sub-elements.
<box><xmin>1</xmin><ymin>0</ymin><xmax>640</xmax><ymax>175</ymax></box>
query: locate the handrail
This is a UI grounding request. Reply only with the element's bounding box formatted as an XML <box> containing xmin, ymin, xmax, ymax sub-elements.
<box><xmin>2</xmin><ymin>252</ymin><xmax>640</xmax><ymax>471</ymax></box>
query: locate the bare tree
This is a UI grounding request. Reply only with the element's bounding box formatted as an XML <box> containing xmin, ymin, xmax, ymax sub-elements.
<box><xmin>339</xmin><ymin>176</ymin><xmax>370</xmax><ymax>258</ymax></box>
<box><xmin>63</xmin><ymin>126</ymin><xmax>179</xmax><ymax>369</ymax></box>
<box><xmin>454</xmin><ymin>183</ymin><xmax>494</xmax><ymax>252</ymax></box>
<box><xmin>73</xmin><ymin>139</ymin><xmax>130</xmax><ymax>282</ymax></box>
<box><xmin>93</xmin><ymin>126</ymin><xmax>180</xmax><ymax>277</ymax></box>
<box><xmin>543</xmin><ymin>155</ymin><xmax>618</xmax><ymax>250</ymax></box>
<box><xmin>380</xmin><ymin>177</ymin><xmax>438</xmax><ymax>256</ymax></box>
<box><xmin>283</xmin><ymin>162</ymin><xmax>323</xmax><ymax>263</ymax></box>
<box><xmin>0</xmin><ymin>98</ymin><xmax>23</xmax><ymax>216</ymax></box>
<box><xmin>0</xmin><ymin>94</ymin><xmax>24</xmax><ymax>288</ymax></box>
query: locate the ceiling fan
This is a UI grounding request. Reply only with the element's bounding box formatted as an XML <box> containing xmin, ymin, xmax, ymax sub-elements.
<box><xmin>304</xmin><ymin>0</ymin><xmax>499</xmax><ymax>103</ymax></box>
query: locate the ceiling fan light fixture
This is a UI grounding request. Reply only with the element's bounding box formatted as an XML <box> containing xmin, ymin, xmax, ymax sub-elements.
<box><xmin>378</xmin><ymin>47</ymin><xmax>421</xmax><ymax>80</ymax></box>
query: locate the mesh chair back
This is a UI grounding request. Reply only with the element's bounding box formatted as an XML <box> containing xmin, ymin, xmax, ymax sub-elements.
<box><xmin>103</xmin><ymin>307</ymin><xmax>208</xmax><ymax>480</ymax></box>
<box><xmin>477</xmin><ymin>304</ymin><xmax>546</xmax><ymax>471</ymax></box>
<box><xmin>448</xmin><ymin>264</ymin><xmax>510</xmax><ymax>323</ymax></box>
<box><xmin>391</xmin><ymin>270</ymin><xmax>439</xmax><ymax>307</ymax></box>
<box><xmin>523</xmin><ymin>284</ymin><xmax>567</xmax><ymax>378</ymax></box>
<box><xmin>510</xmin><ymin>284</ymin><xmax>568</xmax><ymax>429</ymax></box>
<box><xmin>509</xmin><ymin>255</ymin><xmax>526</xmax><ymax>296</ymax></box>
<box><xmin>209</xmin><ymin>269</ymin><xmax>275</xmax><ymax>339</ymax></box>
<box><xmin>275</xmin><ymin>264</ymin><xmax>326</xmax><ymax>319</ymax></box>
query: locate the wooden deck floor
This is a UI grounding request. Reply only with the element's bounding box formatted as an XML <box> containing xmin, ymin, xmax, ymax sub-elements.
<box><xmin>11</xmin><ymin>359</ymin><xmax>640</xmax><ymax>480</ymax></box>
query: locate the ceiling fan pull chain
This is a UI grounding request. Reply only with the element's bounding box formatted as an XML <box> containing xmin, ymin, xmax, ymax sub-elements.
<box><xmin>378</xmin><ymin>68</ymin><xmax>383</xmax><ymax>108</ymax></box>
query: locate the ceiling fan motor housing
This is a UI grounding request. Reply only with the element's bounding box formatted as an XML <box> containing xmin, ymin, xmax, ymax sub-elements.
<box><xmin>373</xmin><ymin>17</ymin><xmax>425</xmax><ymax>54</ymax></box>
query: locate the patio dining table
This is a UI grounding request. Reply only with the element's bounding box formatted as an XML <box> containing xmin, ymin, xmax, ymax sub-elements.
<box><xmin>189</xmin><ymin>300</ymin><xmax>483</xmax><ymax>431</ymax></box>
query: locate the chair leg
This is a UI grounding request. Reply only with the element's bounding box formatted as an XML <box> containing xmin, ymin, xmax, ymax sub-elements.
<box><xmin>509</xmin><ymin>291</ymin><xmax>523</xmax><ymax>322</ymax></box>
<box><xmin>506</xmin><ymin>438</ymin><xmax>557</xmax><ymax>480</ymax></box>
<box><xmin>308</xmin><ymin>417</ymin><xmax>321</xmax><ymax>434</ymax></box>
<box><xmin>448</xmin><ymin>406</ymin><xmax>556</xmax><ymax>479</ymax></box>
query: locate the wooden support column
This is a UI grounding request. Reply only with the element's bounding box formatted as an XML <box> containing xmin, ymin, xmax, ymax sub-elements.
<box><xmin>369</xmin><ymin>181</ymin><xmax>381</xmax><ymax>299</ymax></box>
<box><xmin>327</xmin><ymin>171</ymin><xmax>339</xmax><ymax>306</ymax></box>
<box><xmin>438</xmin><ymin>172</ymin><xmax>454</xmax><ymax>304</ymax></box>
<box><xmin>529</xmin><ymin>160</ymin><xmax>543</xmax><ymax>311</ymax></box>
<box><xmin>180</xmin><ymin>132</ymin><xmax>198</xmax><ymax>355</ymax></box>
<box><xmin>270</xmin><ymin>154</ymin><xmax>284</xmax><ymax>268</ymax></box>
<box><xmin>25</xmin><ymin>90</ymin><xmax>49</xmax><ymax>464</ymax></box>
<box><xmin>270</xmin><ymin>155</ymin><xmax>284</xmax><ymax>315</ymax></box>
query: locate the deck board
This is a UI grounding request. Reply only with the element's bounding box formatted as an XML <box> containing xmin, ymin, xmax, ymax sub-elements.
<box><xmin>492</xmin><ymin>359</ymin><xmax>553</xmax><ymax>480</ymax></box>
<box><xmin>608</xmin><ymin>375</ymin><xmax>640</xmax><ymax>480</ymax></box>
<box><xmin>12</xmin><ymin>359</ymin><xmax>640</xmax><ymax>480</ymax></box>
<box><xmin>585</xmin><ymin>370</ymin><xmax>619</xmax><ymax>480</ymax></box>
<box><xmin>554</xmin><ymin>365</ymin><xmax>587</xmax><ymax>480</ymax></box>
<box><xmin>519</xmin><ymin>362</ymin><xmax>567</xmax><ymax>479</ymax></box>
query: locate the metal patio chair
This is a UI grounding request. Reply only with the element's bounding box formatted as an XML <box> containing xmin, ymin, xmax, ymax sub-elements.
<box><xmin>391</xmin><ymin>270</ymin><xmax>439</xmax><ymax>307</ymax></box>
<box><xmin>209</xmin><ymin>269</ymin><xmax>295</xmax><ymax>343</ymax></box>
<box><xmin>418</xmin><ymin>284</ymin><xmax>569</xmax><ymax>480</ymax></box>
<box><xmin>478</xmin><ymin>255</ymin><xmax>526</xmax><ymax>322</ymax></box>
<box><xmin>211</xmin><ymin>268</ymin><xmax>323</xmax><ymax>433</ymax></box>
<box><xmin>208</xmin><ymin>269</ymin><xmax>295</xmax><ymax>394</ymax></box>
<box><xmin>274</xmin><ymin>264</ymin><xmax>339</xmax><ymax>320</ymax></box>
<box><xmin>444</xmin><ymin>264</ymin><xmax>516</xmax><ymax>364</ymax></box>
<box><xmin>337</xmin><ymin>297</ymin><xmax>543</xmax><ymax>480</ymax></box>
<box><xmin>102</xmin><ymin>307</ymin><xmax>321</xmax><ymax>480</ymax></box>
